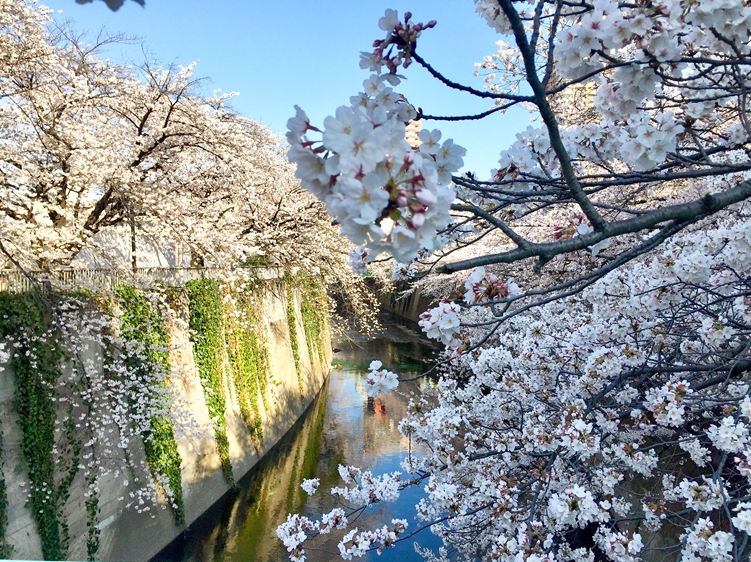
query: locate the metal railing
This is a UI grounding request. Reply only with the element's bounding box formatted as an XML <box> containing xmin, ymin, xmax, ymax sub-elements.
<box><xmin>0</xmin><ymin>266</ymin><xmax>294</xmax><ymax>293</ymax></box>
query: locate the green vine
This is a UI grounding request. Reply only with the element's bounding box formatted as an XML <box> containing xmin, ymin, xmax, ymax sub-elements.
<box><xmin>285</xmin><ymin>284</ymin><xmax>304</xmax><ymax>393</ymax></box>
<box><xmin>298</xmin><ymin>275</ymin><xmax>327</xmax><ymax>367</ymax></box>
<box><xmin>185</xmin><ymin>279</ymin><xmax>234</xmax><ymax>483</ymax></box>
<box><xmin>0</xmin><ymin>292</ymin><xmax>66</xmax><ymax>560</ymax></box>
<box><xmin>223</xmin><ymin>285</ymin><xmax>268</xmax><ymax>441</ymax></box>
<box><xmin>115</xmin><ymin>285</ymin><xmax>185</xmax><ymax>525</ymax></box>
<box><xmin>0</xmin><ymin>274</ymin><xmax>328</xmax><ymax>559</ymax></box>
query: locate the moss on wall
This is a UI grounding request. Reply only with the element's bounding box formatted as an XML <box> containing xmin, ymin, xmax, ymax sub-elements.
<box><xmin>285</xmin><ymin>283</ymin><xmax>304</xmax><ymax>393</ymax></box>
<box><xmin>298</xmin><ymin>275</ymin><xmax>327</xmax><ymax>367</ymax></box>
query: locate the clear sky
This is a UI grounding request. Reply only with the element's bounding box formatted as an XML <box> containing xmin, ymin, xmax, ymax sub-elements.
<box><xmin>40</xmin><ymin>0</ymin><xmax>532</xmax><ymax>178</ymax></box>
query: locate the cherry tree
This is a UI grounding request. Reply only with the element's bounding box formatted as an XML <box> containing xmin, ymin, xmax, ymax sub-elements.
<box><xmin>280</xmin><ymin>2</ymin><xmax>751</xmax><ymax>561</ymax></box>
<box><xmin>0</xmin><ymin>1</ymin><xmax>348</xmax><ymax>278</ymax></box>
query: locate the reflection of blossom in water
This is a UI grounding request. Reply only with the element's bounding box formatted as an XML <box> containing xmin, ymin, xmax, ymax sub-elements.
<box><xmin>155</xmin><ymin>313</ymin><xmax>440</xmax><ymax>562</ymax></box>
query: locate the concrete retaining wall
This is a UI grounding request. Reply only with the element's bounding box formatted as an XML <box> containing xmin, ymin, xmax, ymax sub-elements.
<box><xmin>0</xmin><ymin>277</ymin><xmax>330</xmax><ymax>561</ymax></box>
<box><xmin>376</xmin><ymin>283</ymin><xmax>436</xmax><ymax>323</ymax></box>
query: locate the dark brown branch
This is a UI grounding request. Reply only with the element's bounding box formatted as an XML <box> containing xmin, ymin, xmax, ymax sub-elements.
<box><xmin>412</xmin><ymin>50</ymin><xmax>533</xmax><ymax>102</ymax></box>
<box><xmin>438</xmin><ymin>178</ymin><xmax>751</xmax><ymax>273</ymax></box>
<box><xmin>497</xmin><ymin>0</ymin><xmax>606</xmax><ymax>230</ymax></box>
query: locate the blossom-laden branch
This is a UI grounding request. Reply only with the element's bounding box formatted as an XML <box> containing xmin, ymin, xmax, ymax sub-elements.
<box><xmin>0</xmin><ymin>1</ymin><xmax>347</xmax><ymax>278</ymax></box>
<box><xmin>282</xmin><ymin>2</ymin><xmax>751</xmax><ymax>561</ymax></box>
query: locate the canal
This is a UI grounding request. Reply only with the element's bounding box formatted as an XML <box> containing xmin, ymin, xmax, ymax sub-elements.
<box><xmin>153</xmin><ymin>312</ymin><xmax>443</xmax><ymax>561</ymax></box>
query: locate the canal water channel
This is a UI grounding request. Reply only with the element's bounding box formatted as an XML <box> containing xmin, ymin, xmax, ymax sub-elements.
<box><xmin>153</xmin><ymin>312</ymin><xmax>444</xmax><ymax>562</ymax></box>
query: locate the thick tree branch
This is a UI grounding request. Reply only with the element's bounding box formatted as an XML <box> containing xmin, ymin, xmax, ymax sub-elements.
<box><xmin>438</xmin><ymin>178</ymin><xmax>751</xmax><ymax>273</ymax></box>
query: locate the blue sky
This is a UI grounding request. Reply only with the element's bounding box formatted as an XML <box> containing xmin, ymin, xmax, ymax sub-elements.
<box><xmin>41</xmin><ymin>0</ymin><xmax>531</xmax><ymax>177</ymax></box>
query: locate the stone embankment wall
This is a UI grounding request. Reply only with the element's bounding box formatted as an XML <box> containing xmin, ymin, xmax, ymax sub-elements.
<box><xmin>376</xmin><ymin>283</ymin><xmax>436</xmax><ymax>323</ymax></box>
<box><xmin>0</xmin><ymin>271</ymin><xmax>330</xmax><ymax>561</ymax></box>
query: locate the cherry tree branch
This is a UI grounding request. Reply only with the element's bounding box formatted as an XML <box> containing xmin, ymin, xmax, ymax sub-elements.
<box><xmin>438</xmin><ymin>178</ymin><xmax>751</xmax><ymax>273</ymax></box>
<box><xmin>497</xmin><ymin>0</ymin><xmax>606</xmax><ymax>230</ymax></box>
<box><xmin>411</xmin><ymin>50</ymin><xmax>533</xmax><ymax>102</ymax></box>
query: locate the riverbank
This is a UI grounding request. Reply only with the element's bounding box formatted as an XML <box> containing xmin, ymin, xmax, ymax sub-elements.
<box><xmin>0</xmin><ymin>273</ymin><xmax>331</xmax><ymax>561</ymax></box>
<box><xmin>152</xmin><ymin>312</ymin><xmax>442</xmax><ymax>562</ymax></box>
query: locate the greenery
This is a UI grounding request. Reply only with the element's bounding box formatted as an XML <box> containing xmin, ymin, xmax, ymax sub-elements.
<box><xmin>85</xmin><ymin>475</ymin><xmax>100</xmax><ymax>561</ymax></box>
<box><xmin>0</xmin><ymin>292</ymin><xmax>69</xmax><ymax>560</ymax></box>
<box><xmin>241</xmin><ymin>254</ymin><xmax>273</xmax><ymax>267</ymax></box>
<box><xmin>285</xmin><ymin>274</ymin><xmax>328</xmax><ymax>396</ymax></box>
<box><xmin>223</xmin><ymin>285</ymin><xmax>269</xmax><ymax>441</ymax></box>
<box><xmin>115</xmin><ymin>285</ymin><xmax>185</xmax><ymax>525</ymax></box>
<box><xmin>285</xmin><ymin>283</ymin><xmax>304</xmax><ymax>393</ymax></box>
<box><xmin>0</xmin><ymin>427</ymin><xmax>12</xmax><ymax>558</ymax></box>
<box><xmin>0</xmin><ymin>273</ymin><xmax>327</xmax><ymax>558</ymax></box>
<box><xmin>297</xmin><ymin>275</ymin><xmax>327</xmax><ymax>367</ymax></box>
<box><xmin>185</xmin><ymin>279</ymin><xmax>234</xmax><ymax>483</ymax></box>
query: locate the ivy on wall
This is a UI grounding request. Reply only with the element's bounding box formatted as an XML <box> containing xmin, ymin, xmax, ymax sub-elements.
<box><xmin>298</xmin><ymin>275</ymin><xmax>327</xmax><ymax>367</ymax></box>
<box><xmin>0</xmin><ymin>427</ymin><xmax>12</xmax><ymax>559</ymax></box>
<box><xmin>0</xmin><ymin>288</ymin><xmax>188</xmax><ymax>559</ymax></box>
<box><xmin>0</xmin><ymin>273</ymin><xmax>327</xmax><ymax>560</ymax></box>
<box><xmin>85</xmin><ymin>475</ymin><xmax>100</xmax><ymax>561</ymax></box>
<box><xmin>186</xmin><ymin>279</ymin><xmax>276</xmax><ymax>476</ymax></box>
<box><xmin>0</xmin><ymin>292</ymin><xmax>70</xmax><ymax>560</ymax></box>
<box><xmin>185</xmin><ymin>279</ymin><xmax>234</xmax><ymax>483</ymax></box>
<box><xmin>115</xmin><ymin>285</ymin><xmax>185</xmax><ymax>525</ymax></box>
<box><xmin>285</xmin><ymin>283</ymin><xmax>304</xmax><ymax>393</ymax></box>
<box><xmin>223</xmin><ymin>285</ymin><xmax>269</xmax><ymax>441</ymax></box>
<box><xmin>285</xmin><ymin>274</ymin><xmax>328</xmax><ymax>395</ymax></box>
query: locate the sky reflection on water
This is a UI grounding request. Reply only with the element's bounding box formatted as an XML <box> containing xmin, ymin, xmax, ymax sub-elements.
<box><xmin>153</xmin><ymin>312</ymin><xmax>443</xmax><ymax>562</ymax></box>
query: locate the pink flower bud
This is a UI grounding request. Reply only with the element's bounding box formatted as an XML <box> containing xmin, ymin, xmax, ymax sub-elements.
<box><xmin>415</xmin><ymin>189</ymin><xmax>437</xmax><ymax>208</ymax></box>
<box><xmin>411</xmin><ymin>213</ymin><xmax>425</xmax><ymax>228</ymax></box>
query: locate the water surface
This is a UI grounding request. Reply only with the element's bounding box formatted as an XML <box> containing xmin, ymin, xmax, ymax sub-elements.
<box><xmin>153</xmin><ymin>312</ymin><xmax>442</xmax><ymax>562</ymax></box>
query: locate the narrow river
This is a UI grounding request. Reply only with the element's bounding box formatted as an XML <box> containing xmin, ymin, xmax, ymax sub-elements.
<box><xmin>153</xmin><ymin>312</ymin><xmax>443</xmax><ymax>562</ymax></box>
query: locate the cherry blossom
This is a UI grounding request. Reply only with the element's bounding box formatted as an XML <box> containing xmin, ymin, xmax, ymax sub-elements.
<box><xmin>277</xmin><ymin>1</ymin><xmax>751</xmax><ymax>559</ymax></box>
<box><xmin>363</xmin><ymin>360</ymin><xmax>399</xmax><ymax>397</ymax></box>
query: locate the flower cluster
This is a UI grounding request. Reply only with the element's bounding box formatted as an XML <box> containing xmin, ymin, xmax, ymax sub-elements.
<box><xmin>642</xmin><ymin>380</ymin><xmax>691</xmax><ymax>427</ymax></box>
<box><xmin>338</xmin><ymin>519</ymin><xmax>408</xmax><ymax>559</ymax></box>
<box><xmin>276</xmin><ymin>509</ymin><xmax>348</xmax><ymax>562</ymax></box>
<box><xmin>300</xmin><ymin>478</ymin><xmax>320</xmax><ymax>495</ymax></box>
<box><xmin>681</xmin><ymin>518</ymin><xmax>734</xmax><ymax>562</ymax></box>
<box><xmin>348</xmin><ymin>246</ymin><xmax>369</xmax><ymax>275</ymax></box>
<box><xmin>418</xmin><ymin>300</ymin><xmax>462</xmax><ymax>346</ymax></box>
<box><xmin>359</xmin><ymin>9</ymin><xmax>436</xmax><ymax>75</ymax></box>
<box><xmin>363</xmin><ymin>360</ymin><xmax>399</xmax><ymax>397</ymax></box>
<box><xmin>331</xmin><ymin>465</ymin><xmax>402</xmax><ymax>505</ymax></box>
<box><xmin>287</xmin><ymin>12</ymin><xmax>465</xmax><ymax>265</ymax></box>
<box><xmin>463</xmin><ymin>266</ymin><xmax>520</xmax><ymax>304</ymax></box>
<box><xmin>706</xmin><ymin>416</ymin><xmax>749</xmax><ymax>453</ymax></box>
<box><xmin>547</xmin><ymin>485</ymin><xmax>608</xmax><ymax>530</ymax></box>
<box><xmin>391</xmin><ymin>260</ymin><xmax>416</xmax><ymax>281</ymax></box>
<box><xmin>593</xmin><ymin>529</ymin><xmax>643</xmax><ymax>562</ymax></box>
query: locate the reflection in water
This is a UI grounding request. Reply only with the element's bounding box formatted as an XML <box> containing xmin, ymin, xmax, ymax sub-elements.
<box><xmin>153</xmin><ymin>313</ymin><xmax>442</xmax><ymax>562</ymax></box>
